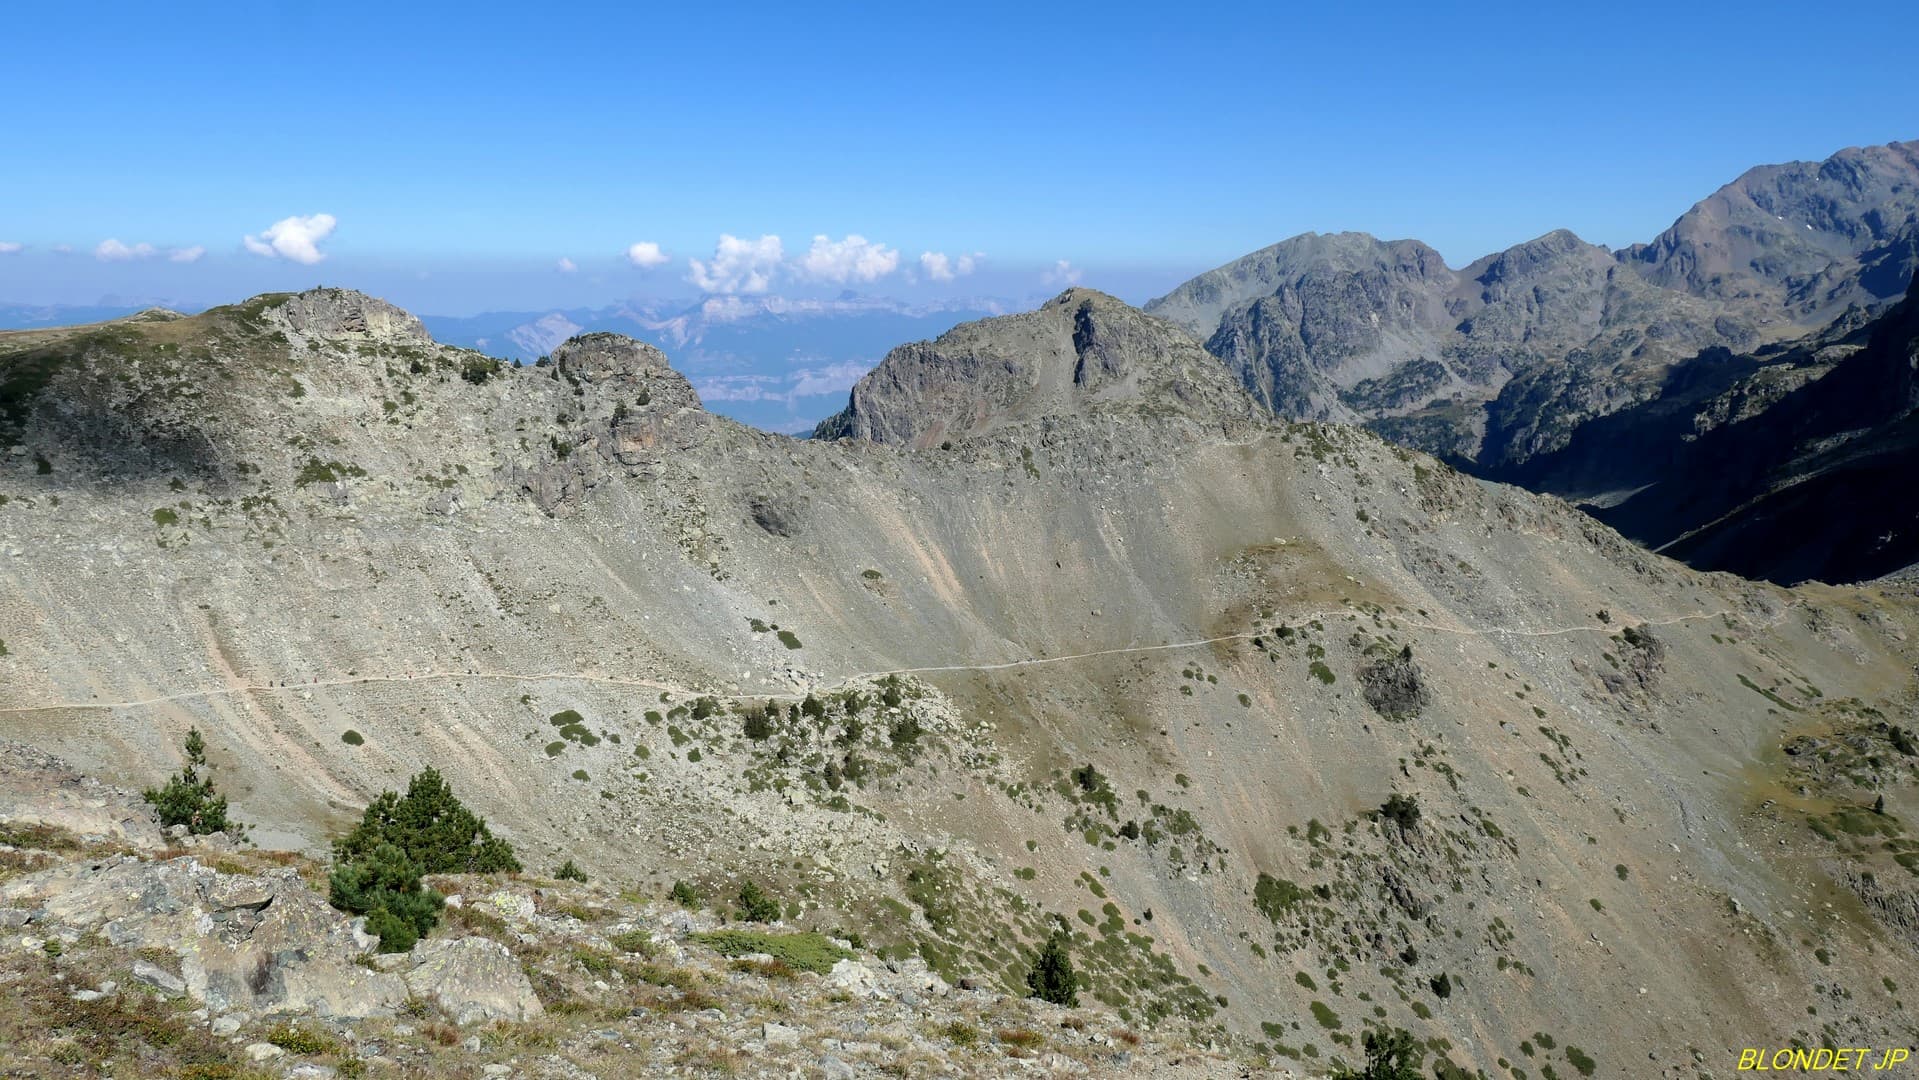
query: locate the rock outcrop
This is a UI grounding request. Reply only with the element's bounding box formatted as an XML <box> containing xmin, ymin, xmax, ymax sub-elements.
<box><xmin>268</xmin><ymin>287</ymin><xmax>434</xmax><ymax>346</ymax></box>
<box><xmin>813</xmin><ymin>288</ymin><xmax>1259</xmax><ymax>446</ymax></box>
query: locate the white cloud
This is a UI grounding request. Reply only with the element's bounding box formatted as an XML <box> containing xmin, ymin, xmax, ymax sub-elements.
<box><xmin>687</xmin><ymin>233</ymin><xmax>784</xmax><ymax>295</ymax></box>
<box><xmin>0</xmin><ymin>241</ymin><xmax>21</xmax><ymax>255</ymax></box>
<box><xmin>96</xmin><ymin>239</ymin><xmax>158</xmax><ymax>261</ymax></box>
<box><xmin>51</xmin><ymin>244</ymin><xmax>73</xmax><ymax>254</ymax></box>
<box><xmin>242</xmin><ymin>213</ymin><xmax>336</xmax><ymax>265</ymax></box>
<box><xmin>169</xmin><ymin>245</ymin><xmax>206</xmax><ymax>263</ymax></box>
<box><xmin>556</xmin><ymin>256</ymin><xmax>578</xmax><ymax>273</ymax></box>
<box><xmin>919</xmin><ymin>250</ymin><xmax>982</xmax><ymax>282</ymax></box>
<box><xmin>787</xmin><ymin>360</ymin><xmax>871</xmax><ymax>399</ymax></box>
<box><xmin>1042</xmin><ymin>259</ymin><xmax>1082</xmax><ymax>286</ymax></box>
<box><xmin>798</xmin><ymin>234</ymin><xmax>899</xmax><ymax>285</ymax></box>
<box><xmin>625</xmin><ymin>241</ymin><xmax>669</xmax><ymax>269</ymax></box>
<box><xmin>691</xmin><ymin>360</ymin><xmax>871</xmax><ymax>405</ymax></box>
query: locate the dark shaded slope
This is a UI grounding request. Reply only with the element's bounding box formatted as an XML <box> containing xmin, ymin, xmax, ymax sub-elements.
<box><xmin>1508</xmin><ymin>271</ymin><xmax>1919</xmax><ymax>583</ymax></box>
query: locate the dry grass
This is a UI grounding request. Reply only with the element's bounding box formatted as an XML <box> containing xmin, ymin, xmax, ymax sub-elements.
<box><xmin>0</xmin><ymin>951</ymin><xmax>266</xmax><ymax>1077</ymax></box>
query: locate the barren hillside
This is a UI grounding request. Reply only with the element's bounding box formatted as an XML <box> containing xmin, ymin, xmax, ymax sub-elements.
<box><xmin>3</xmin><ymin>289</ymin><xmax>1917</xmax><ymax>1077</ymax></box>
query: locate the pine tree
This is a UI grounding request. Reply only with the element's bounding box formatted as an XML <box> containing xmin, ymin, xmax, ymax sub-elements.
<box><xmin>328</xmin><ymin>842</ymin><xmax>443</xmax><ymax>953</ymax></box>
<box><xmin>144</xmin><ymin>728</ymin><xmax>243</xmax><ymax>837</ymax></box>
<box><xmin>1332</xmin><ymin>1027</ymin><xmax>1424</xmax><ymax>1080</ymax></box>
<box><xmin>736</xmin><ymin>880</ymin><xmax>781</xmax><ymax>922</ymax></box>
<box><xmin>554</xmin><ymin>859</ymin><xmax>588</xmax><ymax>882</ymax></box>
<box><xmin>1025</xmin><ymin>928</ymin><xmax>1079</xmax><ymax>1006</ymax></box>
<box><xmin>334</xmin><ymin>767</ymin><xmax>520</xmax><ymax>874</ymax></box>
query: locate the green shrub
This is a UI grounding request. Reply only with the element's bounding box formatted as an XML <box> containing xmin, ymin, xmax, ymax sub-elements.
<box><xmin>736</xmin><ymin>880</ymin><xmax>781</xmax><ymax>922</ymax></box>
<box><xmin>143</xmin><ymin>728</ymin><xmax>243</xmax><ymax>837</ymax></box>
<box><xmin>742</xmin><ymin>707</ymin><xmax>774</xmax><ymax>741</ymax></box>
<box><xmin>1377</xmin><ymin>793</ymin><xmax>1421</xmax><ymax>832</ymax></box>
<box><xmin>341</xmin><ymin>730</ymin><xmax>364</xmax><ymax>746</ymax></box>
<box><xmin>460</xmin><ymin>356</ymin><xmax>500</xmax><ymax>385</ymax></box>
<box><xmin>669</xmin><ymin>880</ymin><xmax>701</xmax><ymax>908</ymax></box>
<box><xmin>328</xmin><ymin>842</ymin><xmax>442</xmax><ymax>952</ymax></box>
<box><xmin>939</xmin><ymin>1020</ymin><xmax>979</xmax><ymax>1046</ymax></box>
<box><xmin>1254</xmin><ymin>873</ymin><xmax>1305</xmax><ymax>921</ymax></box>
<box><xmin>265</xmin><ymin>1023</ymin><xmax>337</xmax><ymax>1055</ymax></box>
<box><xmin>889</xmin><ymin>713</ymin><xmax>922</xmax><ymax>749</ymax></box>
<box><xmin>554</xmin><ymin>859</ymin><xmax>588</xmax><ymax>883</ymax></box>
<box><xmin>1025</xmin><ymin>928</ymin><xmax>1079</xmax><ymax>1006</ymax></box>
<box><xmin>609</xmin><ymin>929</ymin><xmax>656</xmax><ymax>954</ymax></box>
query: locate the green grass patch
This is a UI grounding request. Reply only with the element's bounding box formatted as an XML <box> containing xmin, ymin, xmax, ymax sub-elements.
<box><xmin>692</xmin><ymin>930</ymin><xmax>851</xmax><ymax>974</ymax></box>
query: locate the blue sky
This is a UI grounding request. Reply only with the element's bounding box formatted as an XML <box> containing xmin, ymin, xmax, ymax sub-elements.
<box><xmin>2</xmin><ymin>0</ymin><xmax>1915</xmax><ymax>313</ymax></box>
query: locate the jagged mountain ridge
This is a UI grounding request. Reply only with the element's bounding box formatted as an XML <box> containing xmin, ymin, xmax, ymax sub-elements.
<box><xmin>3</xmin><ymin>288</ymin><xmax>1919</xmax><ymax>1075</ymax></box>
<box><xmin>1146</xmin><ymin>139</ymin><xmax>1919</xmax><ymax>470</ymax></box>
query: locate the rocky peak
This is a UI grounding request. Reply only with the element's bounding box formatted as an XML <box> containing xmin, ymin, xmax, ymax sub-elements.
<box><xmin>812</xmin><ymin>289</ymin><xmax>1256</xmax><ymax>446</ymax></box>
<box><xmin>265</xmin><ymin>287</ymin><xmax>434</xmax><ymax>346</ymax></box>
<box><xmin>1625</xmin><ymin>139</ymin><xmax>1919</xmax><ymax>310</ymax></box>
<box><xmin>1466</xmin><ymin>229</ymin><xmax>1609</xmax><ymax>288</ymax></box>
<box><xmin>551</xmin><ymin>331</ymin><xmax>672</xmax><ymax>386</ymax></box>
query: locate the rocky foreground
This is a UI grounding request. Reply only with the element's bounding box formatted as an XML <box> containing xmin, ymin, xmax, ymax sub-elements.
<box><xmin>0</xmin><ymin>742</ymin><xmax>1262</xmax><ymax>1080</ymax></box>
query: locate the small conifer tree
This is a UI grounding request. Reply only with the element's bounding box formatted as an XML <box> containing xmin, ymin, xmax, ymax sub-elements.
<box><xmin>736</xmin><ymin>880</ymin><xmax>781</xmax><ymax>922</ymax></box>
<box><xmin>144</xmin><ymin>728</ymin><xmax>243</xmax><ymax>837</ymax></box>
<box><xmin>1332</xmin><ymin>1027</ymin><xmax>1424</xmax><ymax>1080</ymax></box>
<box><xmin>334</xmin><ymin>767</ymin><xmax>520</xmax><ymax>874</ymax></box>
<box><xmin>1025</xmin><ymin>927</ymin><xmax>1079</xmax><ymax>1006</ymax></box>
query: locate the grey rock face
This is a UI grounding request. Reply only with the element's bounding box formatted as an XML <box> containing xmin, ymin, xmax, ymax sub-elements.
<box><xmin>552</xmin><ymin>332</ymin><xmax>672</xmax><ymax>389</ymax></box>
<box><xmin>0</xmin><ymin>851</ymin><xmax>539</xmax><ymax>1024</ymax></box>
<box><xmin>813</xmin><ymin>288</ymin><xmax>1259</xmax><ymax>446</ymax></box>
<box><xmin>269</xmin><ymin>287</ymin><xmax>433</xmax><ymax>346</ymax></box>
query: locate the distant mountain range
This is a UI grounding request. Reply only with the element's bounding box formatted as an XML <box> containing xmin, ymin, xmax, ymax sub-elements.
<box><xmin>1145</xmin><ymin>139</ymin><xmax>1919</xmax><ymax>474</ymax></box>
<box><xmin>0</xmin><ymin>301</ymin><xmax>173</xmax><ymax>329</ymax></box>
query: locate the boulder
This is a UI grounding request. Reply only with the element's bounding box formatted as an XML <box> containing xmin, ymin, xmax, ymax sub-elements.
<box><xmin>402</xmin><ymin>935</ymin><xmax>544</xmax><ymax>1025</ymax></box>
<box><xmin>2</xmin><ymin>855</ymin><xmax>407</xmax><ymax>1018</ymax></box>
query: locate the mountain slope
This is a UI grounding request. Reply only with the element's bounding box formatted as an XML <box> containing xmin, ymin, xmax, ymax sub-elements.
<box><xmin>1499</xmin><ymin>269</ymin><xmax>1919</xmax><ymax>583</ymax></box>
<box><xmin>2</xmin><ymin>289</ymin><xmax>1918</xmax><ymax>1074</ymax></box>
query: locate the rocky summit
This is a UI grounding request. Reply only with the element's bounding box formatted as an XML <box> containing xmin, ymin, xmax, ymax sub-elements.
<box><xmin>3</xmin><ymin>281</ymin><xmax>1919</xmax><ymax>1080</ymax></box>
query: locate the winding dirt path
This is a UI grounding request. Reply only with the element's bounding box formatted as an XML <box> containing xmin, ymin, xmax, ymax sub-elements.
<box><xmin>0</xmin><ymin>605</ymin><xmax>1756</xmax><ymax>717</ymax></box>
